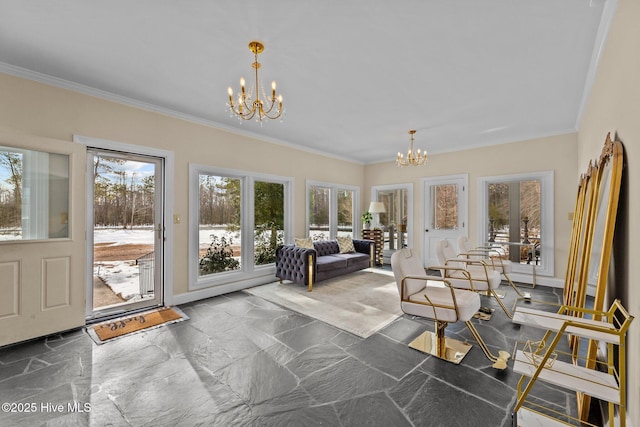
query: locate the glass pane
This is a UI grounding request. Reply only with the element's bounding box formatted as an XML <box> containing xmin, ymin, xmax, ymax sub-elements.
<box><xmin>433</xmin><ymin>184</ymin><xmax>458</xmax><ymax>230</ymax></box>
<box><xmin>378</xmin><ymin>188</ymin><xmax>408</xmax><ymax>251</ymax></box>
<box><xmin>488</xmin><ymin>183</ymin><xmax>509</xmax><ymax>241</ymax></box>
<box><xmin>520</xmin><ymin>180</ymin><xmax>540</xmax><ymax>241</ymax></box>
<box><xmin>198</xmin><ymin>174</ymin><xmax>241</xmax><ymax>275</ymax></box>
<box><xmin>0</xmin><ymin>146</ymin><xmax>69</xmax><ymax>241</ymax></box>
<box><xmin>337</xmin><ymin>189</ymin><xmax>354</xmax><ymax>238</ymax></box>
<box><xmin>254</xmin><ymin>181</ymin><xmax>284</xmax><ymax>265</ymax></box>
<box><xmin>92</xmin><ymin>154</ymin><xmax>157</xmax><ymax>309</ymax></box>
<box><xmin>308</xmin><ymin>186</ymin><xmax>329</xmax><ymax>241</ymax></box>
<box><xmin>488</xmin><ymin>179</ymin><xmax>541</xmax><ymax>264</ymax></box>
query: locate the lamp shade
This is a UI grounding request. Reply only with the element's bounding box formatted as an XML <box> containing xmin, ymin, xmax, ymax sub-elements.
<box><xmin>368</xmin><ymin>202</ymin><xmax>386</xmax><ymax>214</ymax></box>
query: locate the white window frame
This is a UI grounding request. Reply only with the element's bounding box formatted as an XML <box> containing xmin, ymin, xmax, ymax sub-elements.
<box><xmin>305</xmin><ymin>180</ymin><xmax>360</xmax><ymax>241</ymax></box>
<box><xmin>189</xmin><ymin>164</ymin><xmax>293</xmax><ymax>290</ymax></box>
<box><xmin>370</xmin><ymin>183</ymin><xmax>414</xmax><ymax>256</ymax></box>
<box><xmin>478</xmin><ymin>171</ymin><xmax>554</xmax><ymax>278</ymax></box>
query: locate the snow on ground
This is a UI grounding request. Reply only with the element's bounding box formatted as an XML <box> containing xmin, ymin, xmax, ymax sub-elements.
<box><xmin>94</xmin><ymin>229</ymin><xmax>154</xmax><ymax>300</ymax></box>
<box><xmin>93</xmin><ymin>227</ymin><xmax>156</xmax><ymax>245</ymax></box>
<box><xmin>94</xmin><ymin>228</ymin><xmax>237</xmax><ymax>300</ymax></box>
<box><xmin>94</xmin><ymin>261</ymin><xmax>142</xmax><ymax>300</ymax></box>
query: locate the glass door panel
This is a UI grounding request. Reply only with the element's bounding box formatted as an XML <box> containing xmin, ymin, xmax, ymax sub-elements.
<box><xmin>423</xmin><ymin>175</ymin><xmax>467</xmax><ymax>267</ymax></box>
<box><xmin>88</xmin><ymin>150</ymin><xmax>164</xmax><ymax>320</ymax></box>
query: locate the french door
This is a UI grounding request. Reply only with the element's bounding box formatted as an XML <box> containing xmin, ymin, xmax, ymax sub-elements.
<box><xmin>86</xmin><ymin>149</ymin><xmax>164</xmax><ymax>321</ymax></box>
<box><xmin>422</xmin><ymin>175</ymin><xmax>468</xmax><ymax>267</ymax></box>
<box><xmin>0</xmin><ymin>131</ymin><xmax>86</xmax><ymax>346</ymax></box>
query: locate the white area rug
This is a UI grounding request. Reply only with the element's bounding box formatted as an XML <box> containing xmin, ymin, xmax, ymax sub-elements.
<box><xmin>244</xmin><ymin>269</ymin><xmax>403</xmax><ymax>338</ymax></box>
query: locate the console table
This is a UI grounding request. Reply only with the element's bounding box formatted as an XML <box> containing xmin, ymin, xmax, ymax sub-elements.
<box><xmin>362</xmin><ymin>228</ymin><xmax>383</xmax><ymax>265</ymax></box>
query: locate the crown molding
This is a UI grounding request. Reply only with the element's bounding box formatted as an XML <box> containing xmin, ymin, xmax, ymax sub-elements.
<box><xmin>0</xmin><ymin>62</ymin><xmax>363</xmax><ymax>165</ymax></box>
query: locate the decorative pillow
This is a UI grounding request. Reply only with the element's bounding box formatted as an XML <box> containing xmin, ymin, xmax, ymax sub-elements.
<box><xmin>336</xmin><ymin>235</ymin><xmax>355</xmax><ymax>253</ymax></box>
<box><xmin>294</xmin><ymin>237</ymin><xmax>314</xmax><ymax>249</ymax></box>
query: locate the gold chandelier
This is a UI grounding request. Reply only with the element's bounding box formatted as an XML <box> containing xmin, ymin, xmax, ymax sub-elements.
<box><xmin>226</xmin><ymin>41</ymin><xmax>284</xmax><ymax>123</ymax></box>
<box><xmin>396</xmin><ymin>130</ymin><xmax>427</xmax><ymax>167</ymax></box>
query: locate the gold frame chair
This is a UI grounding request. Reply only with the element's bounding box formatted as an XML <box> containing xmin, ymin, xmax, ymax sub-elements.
<box><xmin>456</xmin><ymin>236</ymin><xmax>530</xmax><ymax>299</ymax></box>
<box><xmin>434</xmin><ymin>239</ymin><xmax>514</xmax><ymax>318</ymax></box>
<box><xmin>391</xmin><ymin>249</ymin><xmax>510</xmax><ymax>369</ymax></box>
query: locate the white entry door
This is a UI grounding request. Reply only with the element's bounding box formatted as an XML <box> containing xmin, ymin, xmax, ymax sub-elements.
<box><xmin>422</xmin><ymin>174</ymin><xmax>468</xmax><ymax>267</ymax></box>
<box><xmin>86</xmin><ymin>149</ymin><xmax>165</xmax><ymax>321</ymax></box>
<box><xmin>0</xmin><ymin>131</ymin><xmax>86</xmax><ymax>346</ymax></box>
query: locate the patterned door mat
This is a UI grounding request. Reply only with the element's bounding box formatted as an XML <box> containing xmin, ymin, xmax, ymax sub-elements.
<box><xmin>87</xmin><ymin>306</ymin><xmax>188</xmax><ymax>344</ymax></box>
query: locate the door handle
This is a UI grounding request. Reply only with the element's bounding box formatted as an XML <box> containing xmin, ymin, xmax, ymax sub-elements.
<box><xmin>425</xmin><ymin>229</ymin><xmax>429</xmax><ymax>232</ymax></box>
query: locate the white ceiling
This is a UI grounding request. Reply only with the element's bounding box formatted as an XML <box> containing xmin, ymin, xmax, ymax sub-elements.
<box><xmin>0</xmin><ymin>0</ymin><xmax>611</xmax><ymax>164</ymax></box>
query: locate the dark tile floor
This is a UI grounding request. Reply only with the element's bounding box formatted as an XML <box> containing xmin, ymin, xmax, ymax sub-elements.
<box><xmin>0</xmin><ymin>277</ymin><xmax>580</xmax><ymax>427</ymax></box>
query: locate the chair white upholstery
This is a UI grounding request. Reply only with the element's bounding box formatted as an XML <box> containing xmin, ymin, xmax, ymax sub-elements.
<box><xmin>392</xmin><ymin>248</ymin><xmax>479</xmax><ymax>322</ymax></box>
<box><xmin>434</xmin><ymin>239</ymin><xmax>513</xmax><ymax>318</ymax></box>
<box><xmin>391</xmin><ymin>248</ymin><xmax>509</xmax><ymax>368</ymax></box>
<box><xmin>457</xmin><ymin>236</ymin><xmax>529</xmax><ymax>299</ymax></box>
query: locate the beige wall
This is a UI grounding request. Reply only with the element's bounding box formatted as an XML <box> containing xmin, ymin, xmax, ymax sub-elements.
<box><xmin>0</xmin><ymin>71</ymin><xmax>581</xmax><ymax>292</ymax></box>
<box><xmin>578</xmin><ymin>0</ymin><xmax>639</xmax><ymax>424</ymax></box>
<box><xmin>0</xmin><ymin>73</ymin><xmax>365</xmax><ymax>299</ymax></box>
<box><xmin>365</xmin><ymin>132</ymin><xmax>578</xmax><ymax>285</ymax></box>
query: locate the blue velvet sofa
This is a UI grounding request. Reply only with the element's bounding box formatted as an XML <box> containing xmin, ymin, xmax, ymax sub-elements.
<box><xmin>275</xmin><ymin>239</ymin><xmax>375</xmax><ymax>291</ymax></box>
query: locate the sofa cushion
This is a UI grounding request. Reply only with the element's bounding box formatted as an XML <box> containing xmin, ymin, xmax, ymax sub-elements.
<box><xmin>294</xmin><ymin>237</ymin><xmax>314</xmax><ymax>249</ymax></box>
<box><xmin>332</xmin><ymin>252</ymin><xmax>369</xmax><ymax>266</ymax></box>
<box><xmin>336</xmin><ymin>235</ymin><xmax>355</xmax><ymax>253</ymax></box>
<box><xmin>316</xmin><ymin>255</ymin><xmax>348</xmax><ymax>272</ymax></box>
<box><xmin>314</xmin><ymin>240</ymin><xmax>340</xmax><ymax>257</ymax></box>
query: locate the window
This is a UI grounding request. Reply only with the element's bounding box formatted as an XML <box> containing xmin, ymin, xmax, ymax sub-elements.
<box><xmin>478</xmin><ymin>171</ymin><xmax>554</xmax><ymax>277</ymax></box>
<box><xmin>371</xmin><ymin>184</ymin><xmax>413</xmax><ymax>255</ymax></box>
<box><xmin>337</xmin><ymin>189</ymin><xmax>354</xmax><ymax>238</ymax></box>
<box><xmin>254</xmin><ymin>180</ymin><xmax>285</xmax><ymax>266</ymax></box>
<box><xmin>190</xmin><ymin>165</ymin><xmax>292</xmax><ymax>290</ymax></box>
<box><xmin>433</xmin><ymin>183</ymin><xmax>459</xmax><ymax>230</ymax></box>
<box><xmin>308</xmin><ymin>185</ymin><xmax>330</xmax><ymax>241</ymax></box>
<box><xmin>197</xmin><ymin>174</ymin><xmax>242</xmax><ymax>276</ymax></box>
<box><xmin>307</xmin><ymin>182</ymin><xmax>359</xmax><ymax>240</ymax></box>
<box><xmin>0</xmin><ymin>146</ymin><xmax>70</xmax><ymax>241</ymax></box>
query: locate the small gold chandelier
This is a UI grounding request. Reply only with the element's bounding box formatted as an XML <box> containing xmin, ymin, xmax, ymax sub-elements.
<box><xmin>396</xmin><ymin>130</ymin><xmax>427</xmax><ymax>167</ymax></box>
<box><xmin>226</xmin><ymin>41</ymin><xmax>284</xmax><ymax>123</ymax></box>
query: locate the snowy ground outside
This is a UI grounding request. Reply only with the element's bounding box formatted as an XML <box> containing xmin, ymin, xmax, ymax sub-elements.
<box><xmin>94</xmin><ymin>228</ymin><xmax>238</xmax><ymax>300</ymax></box>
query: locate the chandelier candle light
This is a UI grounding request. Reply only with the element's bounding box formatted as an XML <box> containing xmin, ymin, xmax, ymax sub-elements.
<box><xmin>227</xmin><ymin>40</ymin><xmax>284</xmax><ymax>123</ymax></box>
<box><xmin>397</xmin><ymin>130</ymin><xmax>427</xmax><ymax>167</ymax></box>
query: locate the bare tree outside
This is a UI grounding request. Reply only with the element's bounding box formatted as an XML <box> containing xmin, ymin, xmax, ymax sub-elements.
<box><xmin>0</xmin><ymin>150</ymin><xmax>22</xmax><ymax>232</ymax></box>
<box><xmin>434</xmin><ymin>184</ymin><xmax>458</xmax><ymax>229</ymax></box>
<box><xmin>93</xmin><ymin>156</ymin><xmax>155</xmax><ymax>228</ymax></box>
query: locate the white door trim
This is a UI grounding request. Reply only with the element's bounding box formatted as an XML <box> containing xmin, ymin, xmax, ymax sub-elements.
<box><xmin>477</xmin><ymin>170</ymin><xmax>554</xmax><ymax>279</ymax></box>
<box><xmin>73</xmin><ymin>135</ymin><xmax>175</xmax><ymax>310</ymax></box>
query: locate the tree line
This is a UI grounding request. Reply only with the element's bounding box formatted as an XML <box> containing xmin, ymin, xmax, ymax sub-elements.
<box><xmin>489</xmin><ymin>180</ymin><xmax>541</xmax><ymax>235</ymax></box>
<box><xmin>93</xmin><ymin>156</ymin><xmax>155</xmax><ymax>228</ymax></box>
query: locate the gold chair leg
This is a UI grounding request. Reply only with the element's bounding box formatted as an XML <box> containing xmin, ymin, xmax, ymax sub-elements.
<box><xmin>464</xmin><ymin>320</ymin><xmax>511</xmax><ymax>369</ymax></box>
<box><xmin>503</xmin><ymin>272</ymin><xmax>531</xmax><ymax>299</ymax></box>
<box><xmin>490</xmin><ymin>289</ymin><xmax>514</xmax><ymax>319</ymax></box>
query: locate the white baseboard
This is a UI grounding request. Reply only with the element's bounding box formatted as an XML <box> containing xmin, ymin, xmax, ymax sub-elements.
<box><xmin>509</xmin><ymin>273</ymin><xmax>564</xmax><ymax>289</ymax></box>
<box><xmin>171</xmin><ymin>274</ymin><xmax>276</xmax><ymax>306</ymax></box>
